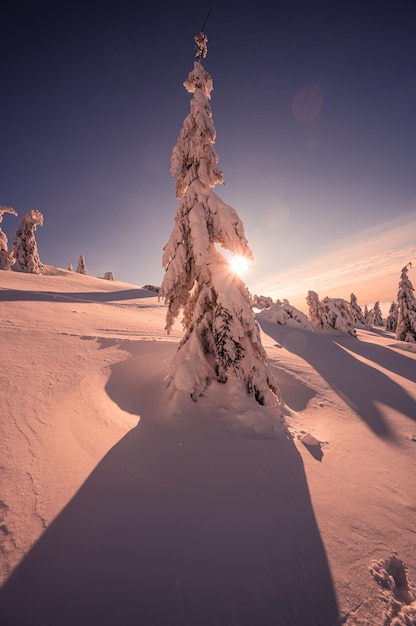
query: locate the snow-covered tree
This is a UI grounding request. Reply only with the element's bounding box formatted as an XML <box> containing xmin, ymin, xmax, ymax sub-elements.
<box><xmin>364</xmin><ymin>305</ymin><xmax>375</xmax><ymax>326</ymax></box>
<box><xmin>12</xmin><ymin>209</ymin><xmax>44</xmax><ymax>274</ymax></box>
<box><xmin>104</xmin><ymin>271</ymin><xmax>114</xmax><ymax>281</ymax></box>
<box><xmin>396</xmin><ymin>263</ymin><xmax>416</xmax><ymax>342</ymax></box>
<box><xmin>144</xmin><ymin>284</ymin><xmax>160</xmax><ymax>293</ymax></box>
<box><xmin>68</xmin><ymin>263</ymin><xmax>73</xmax><ymax>271</ymax></box>
<box><xmin>350</xmin><ymin>293</ymin><xmax>370</xmax><ymax>329</ymax></box>
<box><xmin>372</xmin><ymin>301</ymin><xmax>383</xmax><ymax>326</ymax></box>
<box><xmin>159</xmin><ymin>32</ymin><xmax>280</xmax><ymax>407</ymax></box>
<box><xmin>306</xmin><ymin>291</ymin><xmax>356</xmax><ymax>337</ymax></box>
<box><xmin>385</xmin><ymin>301</ymin><xmax>398</xmax><ymax>332</ymax></box>
<box><xmin>0</xmin><ymin>205</ymin><xmax>18</xmax><ymax>270</ymax></box>
<box><xmin>259</xmin><ymin>301</ymin><xmax>315</xmax><ymax>330</ymax></box>
<box><xmin>252</xmin><ymin>294</ymin><xmax>274</xmax><ymax>310</ymax></box>
<box><xmin>306</xmin><ymin>291</ymin><xmax>323</xmax><ymax>329</ymax></box>
<box><xmin>76</xmin><ymin>255</ymin><xmax>87</xmax><ymax>275</ymax></box>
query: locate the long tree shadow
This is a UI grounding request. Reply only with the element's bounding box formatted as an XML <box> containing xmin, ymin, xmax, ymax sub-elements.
<box><xmin>0</xmin><ymin>340</ymin><xmax>339</xmax><ymax>626</ymax></box>
<box><xmin>0</xmin><ymin>288</ymin><xmax>156</xmax><ymax>303</ymax></box>
<box><xmin>258</xmin><ymin>319</ymin><xmax>416</xmax><ymax>439</ymax></box>
<box><xmin>339</xmin><ymin>331</ymin><xmax>416</xmax><ymax>384</ymax></box>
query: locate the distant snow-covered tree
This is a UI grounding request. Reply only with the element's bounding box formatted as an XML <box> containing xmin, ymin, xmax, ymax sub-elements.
<box><xmin>0</xmin><ymin>205</ymin><xmax>18</xmax><ymax>270</ymax></box>
<box><xmin>307</xmin><ymin>291</ymin><xmax>356</xmax><ymax>337</ymax></box>
<box><xmin>385</xmin><ymin>301</ymin><xmax>398</xmax><ymax>332</ymax></box>
<box><xmin>159</xmin><ymin>32</ymin><xmax>280</xmax><ymax>407</ymax></box>
<box><xmin>364</xmin><ymin>305</ymin><xmax>375</xmax><ymax>327</ymax></box>
<box><xmin>396</xmin><ymin>263</ymin><xmax>416</xmax><ymax>342</ymax></box>
<box><xmin>76</xmin><ymin>255</ymin><xmax>87</xmax><ymax>275</ymax></box>
<box><xmin>144</xmin><ymin>284</ymin><xmax>160</xmax><ymax>293</ymax></box>
<box><xmin>259</xmin><ymin>301</ymin><xmax>315</xmax><ymax>331</ymax></box>
<box><xmin>12</xmin><ymin>209</ymin><xmax>44</xmax><ymax>274</ymax></box>
<box><xmin>324</xmin><ymin>297</ymin><xmax>357</xmax><ymax>337</ymax></box>
<box><xmin>306</xmin><ymin>291</ymin><xmax>323</xmax><ymax>329</ymax></box>
<box><xmin>68</xmin><ymin>263</ymin><xmax>73</xmax><ymax>271</ymax></box>
<box><xmin>372</xmin><ymin>301</ymin><xmax>383</xmax><ymax>326</ymax></box>
<box><xmin>350</xmin><ymin>293</ymin><xmax>370</xmax><ymax>329</ymax></box>
<box><xmin>104</xmin><ymin>271</ymin><xmax>114</xmax><ymax>281</ymax></box>
<box><xmin>252</xmin><ymin>294</ymin><xmax>274</xmax><ymax>310</ymax></box>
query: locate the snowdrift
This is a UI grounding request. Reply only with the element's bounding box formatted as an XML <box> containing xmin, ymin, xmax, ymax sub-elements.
<box><xmin>0</xmin><ymin>269</ymin><xmax>416</xmax><ymax>625</ymax></box>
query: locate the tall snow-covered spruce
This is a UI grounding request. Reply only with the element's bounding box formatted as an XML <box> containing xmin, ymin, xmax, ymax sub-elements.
<box><xmin>160</xmin><ymin>32</ymin><xmax>280</xmax><ymax>408</ymax></box>
<box><xmin>396</xmin><ymin>263</ymin><xmax>416</xmax><ymax>342</ymax></box>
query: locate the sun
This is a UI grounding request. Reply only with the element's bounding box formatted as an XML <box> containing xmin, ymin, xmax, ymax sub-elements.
<box><xmin>229</xmin><ymin>255</ymin><xmax>250</xmax><ymax>277</ymax></box>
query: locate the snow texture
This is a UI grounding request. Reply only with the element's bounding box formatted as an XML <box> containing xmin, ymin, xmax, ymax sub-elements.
<box><xmin>258</xmin><ymin>300</ymin><xmax>315</xmax><ymax>331</ymax></box>
<box><xmin>0</xmin><ymin>270</ymin><xmax>415</xmax><ymax>626</ymax></box>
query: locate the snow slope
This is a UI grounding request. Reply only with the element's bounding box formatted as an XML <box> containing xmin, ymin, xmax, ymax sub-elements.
<box><xmin>0</xmin><ymin>269</ymin><xmax>415</xmax><ymax>625</ymax></box>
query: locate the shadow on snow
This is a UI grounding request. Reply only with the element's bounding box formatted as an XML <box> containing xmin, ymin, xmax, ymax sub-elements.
<box><xmin>0</xmin><ymin>339</ymin><xmax>339</xmax><ymax>626</ymax></box>
<box><xmin>0</xmin><ymin>288</ymin><xmax>156</xmax><ymax>304</ymax></box>
<box><xmin>258</xmin><ymin>319</ymin><xmax>416</xmax><ymax>439</ymax></box>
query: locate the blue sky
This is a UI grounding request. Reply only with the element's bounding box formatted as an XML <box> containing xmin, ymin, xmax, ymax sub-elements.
<box><xmin>1</xmin><ymin>1</ymin><xmax>415</xmax><ymax>311</ymax></box>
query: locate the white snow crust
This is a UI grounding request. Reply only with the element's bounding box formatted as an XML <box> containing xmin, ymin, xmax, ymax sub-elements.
<box><xmin>0</xmin><ymin>269</ymin><xmax>416</xmax><ymax>625</ymax></box>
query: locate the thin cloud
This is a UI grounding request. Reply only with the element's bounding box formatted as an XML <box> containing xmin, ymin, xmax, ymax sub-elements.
<box><xmin>251</xmin><ymin>213</ymin><xmax>416</xmax><ymax>309</ymax></box>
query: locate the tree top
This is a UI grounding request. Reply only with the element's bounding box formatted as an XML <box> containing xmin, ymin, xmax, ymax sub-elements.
<box><xmin>194</xmin><ymin>8</ymin><xmax>212</xmax><ymax>59</ymax></box>
<box><xmin>194</xmin><ymin>32</ymin><xmax>208</xmax><ymax>60</ymax></box>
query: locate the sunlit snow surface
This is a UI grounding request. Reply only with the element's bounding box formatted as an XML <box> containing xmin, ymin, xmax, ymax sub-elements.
<box><xmin>0</xmin><ymin>268</ymin><xmax>415</xmax><ymax>625</ymax></box>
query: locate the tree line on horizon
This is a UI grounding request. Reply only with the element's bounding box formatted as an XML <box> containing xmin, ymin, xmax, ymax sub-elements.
<box><xmin>252</xmin><ymin>268</ymin><xmax>416</xmax><ymax>342</ymax></box>
<box><xmin>2</xmin><ymin>200</ymin><xmax>413</xmax><ymax>344</ymax></box>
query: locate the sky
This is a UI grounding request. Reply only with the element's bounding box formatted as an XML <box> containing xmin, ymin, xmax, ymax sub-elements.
<box><xmin>1</xmin><ymin>0</ymin><xmax>415</xmax><ymax>312</ymax></box>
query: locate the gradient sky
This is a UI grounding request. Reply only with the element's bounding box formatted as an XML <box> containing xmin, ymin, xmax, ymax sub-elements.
<box><xmin>1</xmin><ymin>1</ymin><xmax>415</xmax><ymax>312</ymax></box>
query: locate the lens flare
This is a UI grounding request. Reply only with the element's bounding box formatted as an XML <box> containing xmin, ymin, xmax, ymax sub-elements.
<box><xmin>230</xmin><ymin>255</ymin><xmax>250</xmax><ymax>277</ymax></box>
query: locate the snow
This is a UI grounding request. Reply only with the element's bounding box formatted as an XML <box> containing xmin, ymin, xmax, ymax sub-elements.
<box><xmin>1</xmin><ymin>269</ymin><xmax>416</xmax><ymax>625</ymax></box>
<box><xmin>258</xmin><ymin>300</ymin><xmax>315</xmax><ymax>330</ymax></box>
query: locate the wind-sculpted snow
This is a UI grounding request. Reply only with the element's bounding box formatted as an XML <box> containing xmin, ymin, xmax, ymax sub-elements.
<box><xmin>257</xmin><ymin>301</ymin><xmax>314</xmax><ymax>330</ymax></box>
<box><xmin>0</xmin><ymin>270</ymin><xmax>416</xmax><ymax>625</ymax></box>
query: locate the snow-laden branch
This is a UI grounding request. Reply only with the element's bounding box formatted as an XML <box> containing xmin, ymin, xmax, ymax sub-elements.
<box><xmin>160</xmin><ymin>55</ymin><xmax>280</xmax><ymax>409</ymax></box>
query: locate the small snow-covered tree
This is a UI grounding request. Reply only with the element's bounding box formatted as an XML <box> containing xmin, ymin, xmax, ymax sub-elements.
<box><xmin>396</xmin><ymin>263</ymin><xmax>416</xmax><ymax>342</ymax></box>
<box><xmin>104</xmin><ymin>271</ymin><xmax>114</xmax><ymax>281</ymax></box>
<box><xmin>385</xmin><ymin>301</ymin><xmax>398</xmax><ymax>332</ymax></box>
<box><xmin>12</xmin><ymin>209</ymin><xmax>44</xmax><ymax>274</ymax></box>
<box><xmin>364</xmin><ymin>305</ymin><xmax>375</xmax><ymax>326</ymax></box>
<box><xmin>0</xmin><ymin>205</ymin><xmax>18</xmax><ymax>270</ymax></box>
<box><xmin>252</xmin><ymin>294</ymin><xmax>274</xmax><ymax>310</ymax></box>
<box><xmin>307</xmin><ymin>291</ymin><xmax>356</xmax><ymax>337</ymax></box>
<box><xmin>144</xmin><ymin>284</ymin><xmax>160</xmax><ymax>293</ymax></box>
<box><xmin>160</xmin><ymin>32</ymin><xmax>280</xmax><ymax>407</ymax></box>
<box><xmin>76</xmin><ymin>255</ymin><xmax>87</xmax><ymax>275</ymax></box>
<box><xmin>306</xmin><ymin>291</ymin><xmax>324</xmax><ymax>329</ymax></box>
<box><xmin>68</xmin><ymin>263</ymin><xmax>73</xmax><ymax>271</ymax></box>
<box><xmin>259</xmin><ymin>301</ymin><xmax>315</xmax><ymax>330</ymax></box>
<box><xmin>372</xmin><ymin>301</ymin><xmax>383</xmax><ymax>326</ymax></box>
<box><xmin>350</xmin><ymin>293</ymin><xmax>370</xmax><ymax>329</ymax></box>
